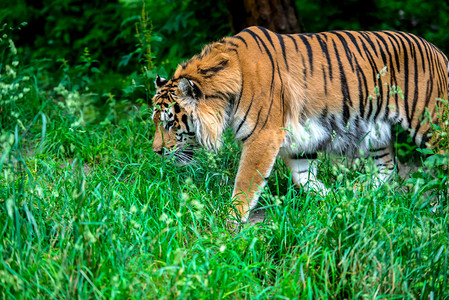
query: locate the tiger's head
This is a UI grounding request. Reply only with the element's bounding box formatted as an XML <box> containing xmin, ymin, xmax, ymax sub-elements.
<box><xmin>151</xmin><ymin>41</ymin><xmax>242</xmax><ymax>164</ymax></box>
<box><xmin>151</xmin><ymin>75</ymin><xmax>202</xmax><ymax>165</ymax></box>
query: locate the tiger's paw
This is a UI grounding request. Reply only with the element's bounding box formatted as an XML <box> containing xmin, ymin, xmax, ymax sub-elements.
<box><xmin>225</xmin><ymin>217</ymin><xmax>247</xmax><ymax>233</ymax></box>
<box><xmin>302</xmin><ymin>180</ymin><xmax>329</xmax><ymax>197</ymax></box>
<box><xmin>225</xmin><ymin>209</ymin><xmax>249</xmax><ymax>231</ymax></box>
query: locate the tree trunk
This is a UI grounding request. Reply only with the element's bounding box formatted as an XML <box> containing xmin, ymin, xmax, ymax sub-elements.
<box><xmin>226</xmin><ymin>0</ymin><xmax>304</xmax><ymax>34</ymax></box>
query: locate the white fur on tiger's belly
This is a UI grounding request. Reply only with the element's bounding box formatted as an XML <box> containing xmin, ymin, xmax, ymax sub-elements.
<box><xmin>281</xmin><ymin>116</ymin><xmax>392</xmax><ymax>156</ymax></box>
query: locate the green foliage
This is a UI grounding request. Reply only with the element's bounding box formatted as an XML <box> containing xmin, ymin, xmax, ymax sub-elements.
<box><xmin>296</xmin><ymin>0</ymin><xmax>449</xmax><ymax>53</ymax></box>
<box><xmin>2</xmin><ymin>0</ymin><xmax>137</xmax><ymax>71</ymax></box>
<box><xmin>144</xmin><ymin>0</ymin><xmax>230</xmax><ymax>73</ymax></box>
<box><xmin>1</xmin><ymin>0</ymin><xmax>230</xmax><ymax>95</ymax></box>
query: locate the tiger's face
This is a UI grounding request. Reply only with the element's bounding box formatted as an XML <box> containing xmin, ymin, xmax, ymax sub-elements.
<box><xmin>151</xmin><ymin>75</ymin><xmax>198</xmax><ymax>165</ymax></box>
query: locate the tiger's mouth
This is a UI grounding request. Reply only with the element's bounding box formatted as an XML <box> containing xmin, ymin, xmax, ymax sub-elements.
<box><xmin>155</xmin><ymin>144</ymin><xmax>194</xmax><ymax>166</ymax></box>
<box><xmin>173</xmin><ymin>146</ymin><xmax>194</xmax><ymax>165</ymax></box>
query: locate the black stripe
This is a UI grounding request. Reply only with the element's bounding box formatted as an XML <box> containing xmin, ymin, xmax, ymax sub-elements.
<box><xmin>247</xmin><ymin>34</ymin><xmax>275</xmax><ymax>131</ymax></box>
<box><xmin>290</xmin><ymin>153</ymin><xmax>318</xmax><ymax>160</ymax></box>
<box><xmin>356</xmin><ymin>64</ymin><xmax>368</xmax><ymax>117</ymax></box>
<box><xmin>257</xmin><ymin>27</ymin><xmax>276</xmax><ymax>51</ymax></box>
<box><xmin>322</xmin><ymin>66</ymin><xmax>328</xmax><ymax>95</ymax></box>
<box><xmin>383</xmin><ymin>32</ymin><xmax>402</xmax><ymax>73</ymax></box>
<box><xmin>376</xmin><ymin>34</ymin><xmax>398</xmax><ymax>120</ymax></box>
<box><xmin>227</xmin><ymin>42</ymin><xmax>239</xmax><ymax>48</ymax></box>
<box><xmin>420</xmin><ymin>129</ymin><xmax>432</xmax><ymax>148</ymax></box>
<box><xmin>241</xmin><ymin>108</ymin><xmax>262</xmax><ymax>142</ymax></box>
<box><xmin>233</xmin><ymin>76</ymin><xmax>244</xmax><ymax>114</ymax></box>
<box><xmin>233</xmin><ymin>36</ymin><xmax>248</xmax><ymax>48</ymax></box>
<box><xmin>302</xmin><ymin>56</ymin><xmax>307</xmax><ymax>89</ymax></box>
<box><xmin>424</xmin><ymin>43</ymin><xmax>437</xmax><ymax>86</ymax></box>
<box><xmin>241</xmin><ymin>28</ymin><xmax>263</xmax><ymax>53</ymax></box>
<box><xmin>372</xmin><ymin>32</ymin><xmax>389</xmax><ymax>66</ymax></box>
<box><xmin>407</xmin><ymin>34</ymin><xmax>426</xmax><ymax>73</ymax></box>
<box><xmin>181</xmin><ymin>114</ymin><xmax>190</xmax><ymax>132</ymax></box>
<box><xmin>286</xmin><ymin>34</ymin><xmax>299</xmax><ymax>52</ymax></box>
<box><xmin>412</xmin><ymin>79</ymin><xmax>433</xmax><ymax>142</ymax></box>
<box><xmin>341</xmin><ymin>31</ymin><xmax>364</xmax><ymax>57</ymax></box>
<box><xmin>433</xmin><ymin>49</ymin><xmax>447</xmax><ymax>95</ymax></box>
<box><xmin>242</xmin><ymin>29</ymin><xmax>277</xmax><ymax>132</ymax></box>
<box><xmin>395</xmin><ymin>32</ymin><xmax>412</xmax><ymax>127</ymax></box>
<box><xmin>359</xmin><ymin>40</ymin><xmax>379</xmax><ymax>120</ymax></box>
<box><xmin>333</xmin><ymin>31</ymin><xmax>355</xmax><ymax>72</ymax></box>
<box><xmin>372</xmin><ymin>46</ymin><xmax>384</xmax><ymax>122</ymax></box>
<box><xmin>332</xmin><ymin>40</ymin><xmax>351</xmax><ymax>125</ymax></box>
<box><xmin>205</xmin><ymin>91</ymin><xmax>232</xmax><ymax>100</ymax></box>
<box><xmin>235</xmin><ymin>95</ymin><xmax>254</xmax><ymax>135</ymax></box>
<box><xmin>278</xmin><ymin>66</ymin><xmax>286</xmax><ymax>123</ymax></box>
<box><xmin>404</xmin><ymin>36</ymin><xmax>420</xmax><ymax>126</ymax></box>
<box><xmin>229</xmin><ymin>48</ymin><xmax>239</xmax><ymax>58</ymax></box>
<box><xmin>359</xmin><ymin>32</ymin><xmax>379</xmax><ymax>56</ymax></box>
<box><xmin>298</xmin><ymin>34</ymin><xmax>314</xmax><ymax>75</ymax></box>
<box><xmin>262</xmin><ymin>64</ymin><xmax>283</xmax><ymax>130</ymax></box>
<box><xmin>383</xmin><ymin>81</ymin><xmax>391</xmax><ymax>121</ymax></box>
<box><xmin>316</xmin><ymin>34</ymin><xmax>333</xmax><ymax>82</ymax></box>
<box><xmin>276</xmin><ymin>33</ymin><xmax>289</xmax><ymax>71</ymax></box>
<box><xmin>371</xmin><ymin>146</ymin><xmax>387</xmax><ymax>152</ymax></box>
<box><xmin>329</xmin><ymin>114</ymin><xmax>337</xmax><ymax>133</ymax></box>
<box><xmin>199</xmin><ymin>59</ymin><xmax>229</xmax><ymax>77</ymax></box>
<box><xmin>376</xmin><ymin>162</ymin><xmax>394</xmax><ymax>168</ymax></box>
<box><xmin>320</xmin><ymin>106</ymin><xmax>328</xmax><ymax>123</ymax></box>
<box><xmin>372</xmin><ymin>37</ymin><xmax>388</xmax><ymax>119</ymax></box>
<box><xmin>396</xmin><ymin>31</ymin><xmax>417</xmax><ymax>60</ymax></box>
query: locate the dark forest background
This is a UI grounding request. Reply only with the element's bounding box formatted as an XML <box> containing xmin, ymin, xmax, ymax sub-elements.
<box><xmin>2</xmin><ymin>0</ymin><xmax>449</xmax><ymax>101</ymax></box>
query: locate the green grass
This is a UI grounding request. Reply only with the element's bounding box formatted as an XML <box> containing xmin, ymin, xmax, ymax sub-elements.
<box><xmin>1</xmin><ymin>37</ymin><xmax>449</xmax><ymax>299</ymax></box>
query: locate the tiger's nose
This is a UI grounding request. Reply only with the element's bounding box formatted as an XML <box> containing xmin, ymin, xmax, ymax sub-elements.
<box><xmin>153</xmin><ymin>147</ymin><xmax>163</xmax><ymax>156</ymax></box>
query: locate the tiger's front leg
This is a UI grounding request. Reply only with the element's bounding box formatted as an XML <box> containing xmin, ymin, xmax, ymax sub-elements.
<box><xmin>230</xmin><ymin>129</ymin><xmax>286</xmax><ymax>223</ymax></box>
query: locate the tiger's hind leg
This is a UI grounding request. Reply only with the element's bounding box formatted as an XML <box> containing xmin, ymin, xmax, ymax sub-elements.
<box><xmin>280</xmin><ymin>152</ymin><xmax>327</xmax><ymax>193</ymax></box>
<box><xmin>369</xmin><ymin>145</ymin><xmax>397</xmax><ymax>184</ymax></box>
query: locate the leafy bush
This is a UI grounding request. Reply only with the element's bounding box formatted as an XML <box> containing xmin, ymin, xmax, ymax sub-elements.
<box><xmin>295</xmin><ymin>0</ymin><xmax>449</xmax><ymax>53</ymax></box>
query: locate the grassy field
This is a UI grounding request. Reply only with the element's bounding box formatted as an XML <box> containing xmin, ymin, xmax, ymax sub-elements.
<box><xmin>1</xmin><ymin>32</ymin><xmax>449</xmax><ymax>299</ymax></box>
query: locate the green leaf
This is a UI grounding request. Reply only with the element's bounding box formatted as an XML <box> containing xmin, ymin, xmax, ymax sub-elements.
<box><xmin>416</xmin><ymin>148</ymin><xmax>434</xmax><ymax>155</ymax></box>
<box><xmin>424</xmin><ymin>154</ymin><xmax>448</xmax><ymax>168</ymax></box>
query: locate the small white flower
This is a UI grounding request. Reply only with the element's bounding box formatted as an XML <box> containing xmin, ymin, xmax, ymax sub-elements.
<box><xmin>6</xmin><ymin>198</ymin><xmax>14</xmax><ymax>218</ymax></box>
<box><xmin>159</xmin><ymin>213</ymin><xmax>168</xmax><ymax>222</ymax></box>
<box><xmin>9</xmin><ymin>39</ymin><xmax>17</xmax><ymax>55</ymax></box>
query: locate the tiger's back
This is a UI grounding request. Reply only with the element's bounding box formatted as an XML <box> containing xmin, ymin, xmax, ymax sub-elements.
<box><xmin>231</xmin><ymin>28</ymin><xmax>448</xmax><ymax>153</ymax></box>
<box><xmin>152</xmin><ymin>26</ymin><xmax>449</xmax><ymax>222</ymax></box>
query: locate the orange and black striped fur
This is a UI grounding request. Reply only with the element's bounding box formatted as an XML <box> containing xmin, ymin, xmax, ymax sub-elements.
<box><xmin>152</xmin><ymin>26</ymin><xmax>449</xmax><ymax>222</ymax></box>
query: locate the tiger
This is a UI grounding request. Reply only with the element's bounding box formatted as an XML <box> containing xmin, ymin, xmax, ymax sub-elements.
<box><xmin>151</xmin><ymin>26</ymin><xmax>449</xmax><ymax>223</ymax></box>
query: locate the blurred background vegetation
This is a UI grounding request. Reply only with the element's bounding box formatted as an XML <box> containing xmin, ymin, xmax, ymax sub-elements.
<box><xmin>2</xmin><ymin>0</ymin><xmax>449</xmax><ymax>96</ymax></box>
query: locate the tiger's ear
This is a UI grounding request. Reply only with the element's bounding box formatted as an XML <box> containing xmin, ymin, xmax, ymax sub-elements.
<box><xmin>155</xmin><ymin>75</ymin><xmax>168</xmax><ymax>89</ymax></box>
<box><xmin>178</xmin><ymin>78</ymin><xmax>202</xmax><ymax>99</ymax></box>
